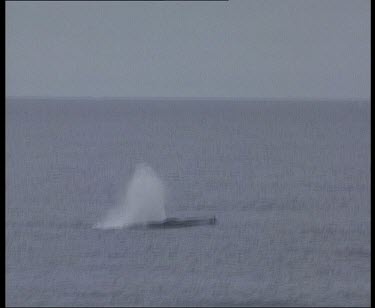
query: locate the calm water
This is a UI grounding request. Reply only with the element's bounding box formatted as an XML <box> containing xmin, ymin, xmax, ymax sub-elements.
<box><xmin>6</xmin><ymin>99</ymin><xmax>370</xmax><ymax>307</ymax></box>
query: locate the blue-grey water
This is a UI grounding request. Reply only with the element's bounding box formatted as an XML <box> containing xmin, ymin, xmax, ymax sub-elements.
<box><xmin>6</xmin><ymin>99</ymin><xmax>370</xmax><ymax>307</ymax></box>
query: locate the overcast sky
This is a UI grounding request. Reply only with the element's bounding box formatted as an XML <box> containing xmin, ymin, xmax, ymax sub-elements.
<box><xmin>6</xmin><ymin>0</ymin><xmax>370</xmax><ymax>99</ymax></box>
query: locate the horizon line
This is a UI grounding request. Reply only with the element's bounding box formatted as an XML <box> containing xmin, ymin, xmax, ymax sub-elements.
<box><xmin>5</xmin><ymin>96</ymin><xmax>370</xmax><ymax>102</ymax></box>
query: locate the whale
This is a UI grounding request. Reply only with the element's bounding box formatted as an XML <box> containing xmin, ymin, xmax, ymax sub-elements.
<box><xmin>129</xmin><ymin>216</ymin><xmax>216</xmax><ymax>229</ymax></box>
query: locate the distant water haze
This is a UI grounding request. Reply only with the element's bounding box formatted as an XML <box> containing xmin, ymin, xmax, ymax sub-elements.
<box><xmin>5</xmin><ymin>1</ymin><xmax>370</xmax><ymax>99</ymax></box>
<box><xmin>95</xmin><ymin>163</ymin><xmax>167</xmax><ymax>229</ymax></box>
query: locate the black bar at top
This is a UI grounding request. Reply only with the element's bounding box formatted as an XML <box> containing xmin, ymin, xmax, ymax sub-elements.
<box><xmin>6</xmin><ymin>0</ymin><xmax>229</xmax><ymax>2</ymax></box>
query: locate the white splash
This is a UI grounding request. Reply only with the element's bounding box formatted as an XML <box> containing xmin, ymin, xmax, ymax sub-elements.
<box><xmin>95</xmin><ymin>163</ymin><xmax>166</xmax><ymax>229</ymax></box>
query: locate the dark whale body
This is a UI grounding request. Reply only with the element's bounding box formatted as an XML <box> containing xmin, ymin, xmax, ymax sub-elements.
<box><xmin>145</xmin><ymin>216</ymin><xmax>216</xmax><ymax>229</ymax></box>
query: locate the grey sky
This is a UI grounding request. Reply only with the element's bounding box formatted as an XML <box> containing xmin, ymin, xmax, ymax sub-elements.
<box><xmin>6</xmin><ymin>1</ymin><xmax>370</xmax><ymax>99</ymax></box>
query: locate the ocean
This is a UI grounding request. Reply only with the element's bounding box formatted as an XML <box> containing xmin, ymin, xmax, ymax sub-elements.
<box><xmin>6</xmin><ymin>98</ymin><xmax>371</xmax><ymax>307</ymax></box>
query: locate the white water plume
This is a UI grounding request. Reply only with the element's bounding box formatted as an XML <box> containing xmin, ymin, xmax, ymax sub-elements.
<box><xmin>95</xmin><ymin>163</ymin><xmax>166</xmax><ymax>229</ymax></box>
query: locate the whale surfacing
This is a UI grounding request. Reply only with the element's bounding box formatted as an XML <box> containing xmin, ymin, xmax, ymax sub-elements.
<box><xmin>129</xmin><ymin>216</ymin><xmax>217</xmax><ymax>229</ymax></box>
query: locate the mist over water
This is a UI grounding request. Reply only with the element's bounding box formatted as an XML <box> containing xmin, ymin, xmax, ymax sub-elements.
<box><xmin>95</xmin><ymin>163</ymin><xmax>166</xmax><ymax>229</ymax></box>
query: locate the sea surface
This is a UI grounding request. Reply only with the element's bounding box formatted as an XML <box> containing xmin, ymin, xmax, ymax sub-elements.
<box><xmin>6</xmin><ymin>98</ymin><xmax>371</xmax><ymax>307</ymax></box>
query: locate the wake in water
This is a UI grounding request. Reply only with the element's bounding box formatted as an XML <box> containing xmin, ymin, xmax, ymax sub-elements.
<box><xmin>95</xmin><ymin>163</ymin><xmax>166</xmax><ymax>229</ymax></box>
